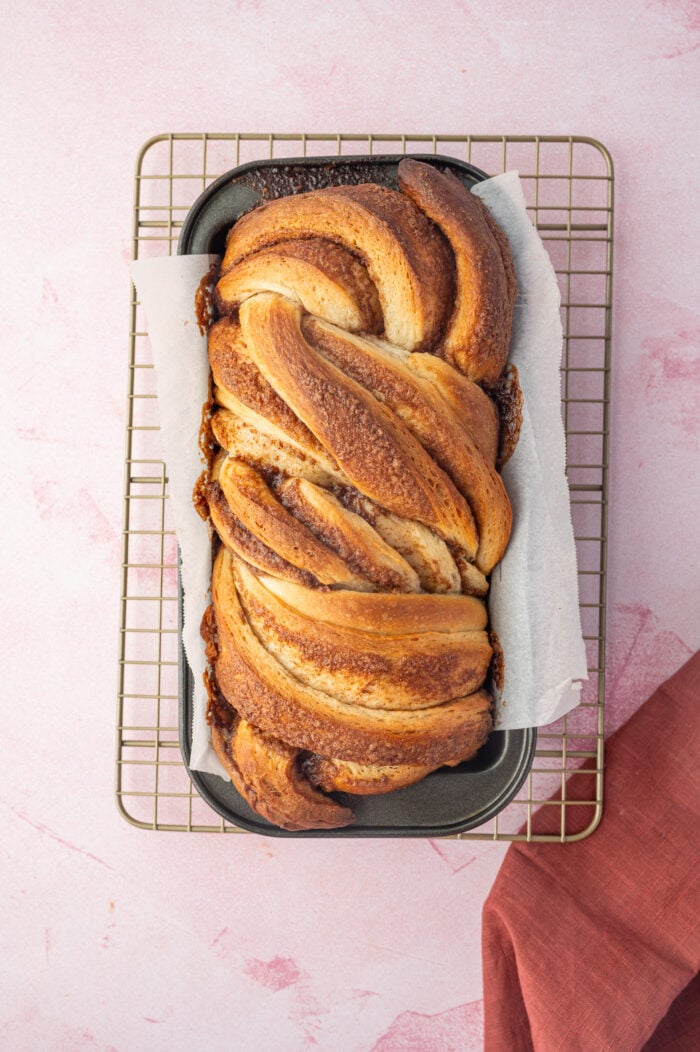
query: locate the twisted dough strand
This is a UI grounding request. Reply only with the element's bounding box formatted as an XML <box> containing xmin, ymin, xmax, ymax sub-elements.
<box><xmin>202</xmin><ymin>160</ymin><xmax>516</xmax><ymax>830</ymax></box>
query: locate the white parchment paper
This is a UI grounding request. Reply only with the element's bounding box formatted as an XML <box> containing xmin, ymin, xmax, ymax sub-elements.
<box><xmin>131</xmin><ymin>171</ymin><xmax>587</xmax><ymax>775</ymax></box>
<box><xmin>473</xmin><ymin>174</ymin><xmax>588</xmax><ymax>727</ymax></box>
<box><xmin>131</xmin><ymin>254</ymin><xmax>223</xmax><ymax>774</ymax></box>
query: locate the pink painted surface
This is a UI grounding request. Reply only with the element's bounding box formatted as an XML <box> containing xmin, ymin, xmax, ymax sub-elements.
<box><xmin>1</xmin><ymin>1</ymin><xmax>698</xmax><ymax>1049</ymax></box>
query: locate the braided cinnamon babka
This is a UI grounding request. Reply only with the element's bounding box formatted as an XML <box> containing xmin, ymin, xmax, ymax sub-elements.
<box><xmin>199</xmin><ymin>158</ymin><xmax>517</xmax><ymax>830</ymax></box>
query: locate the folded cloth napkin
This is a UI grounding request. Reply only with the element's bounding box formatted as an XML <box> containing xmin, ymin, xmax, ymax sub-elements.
<box><xmin>482</xmin><ymin>651</ymin><xmax>700</xmax><ymax>1052</ymax></box>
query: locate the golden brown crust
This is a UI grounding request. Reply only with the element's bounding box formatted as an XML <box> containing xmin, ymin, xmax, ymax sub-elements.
<box><xmin>200</xmin><ymin>160</ymin><xmax>516</xmax><ymax>828</ymax></box>
<box><xmin>257</xmin><ymin>574</ymin><xmax>489</xmax><ymax>634</ymax></box>
<box><xmin>302</xmin><ymin>755</ymin><xmax>439</xmax><ymax>795</ymax></box>
<box><xmin>222</xmin><ymin>182</ymin><xmax>454</xmax><ymax>350</ymax></box>
<box><xmin>239</xmin><ymin>293</ymin><xmax>479</xmax><ymax>556</ymax></box>
<box><xmin>233</xmin><ymin>556</ymin><xmax>492</xmax><ymax>709</ymax></box>
<box><xmin>454</xmin><ymin>553</ymin><xmax>490</xmax><ymax>597</ymax></box>
<box><xmin>210</xmin><ymin>408</ymin><xmax>340</xmax><ymax>488</ymax></box>
<box><xmin>303</xmin><ymin>316</ymin><xmax>511</xmax><ymax>572</ymax></box>
<box><xmin>211</xmin><ymin>392</ymin><xmax>344</xmax><ymax>483</ymax></box>
<box><xmin>211</xmin><ymin>719</ymin><xmax>354</xmax><ymax>830</ymax></box>
<box><xmin>339</xmin><ymin>492</ymin><xmax>462</xmax><ymax>594</ymax></box>
<box><xmin>277</xmin><ymin>477</ymin><xmax>420</xmax><ymax>593</ymax></box>
<box><xmin>208</xmin><ymin>316</ymin><xmax>328</xmax><ymax>460</ymax></box>
<box><xmin>212</xmin><ymin>548</ymin><xmax>493</xmax><ymax>767</ymax></box>
<box><xmin>397</xmin><ymin>158</ymin><xmax>517</xmax><ymax>384</ymax></box>
<box><xmin>216</xmin><ymin>238</ymin><xmax>383</xmax><ymax>334</ymax></box>
<box><xmin>302</xmin><ymin>740</ymin><xmax>486</xmax><ymax>795</ymax></box>
<box><xmin>206</xmin><ymin>481</ymin><xmax>321</xmax><ymax>588</ymax></box>
<box><xmin>407</xmin><ymin>352</ymin><xmax>500</xmax><ymax>466</ymax></box>
<box><xmin>205</xmin><ymin>616</ymin><xmax>353</xmax><ymax>830</ymax></box>
<box><xmin>217</xmin><ymin>458</ymin><xmax>371</xmax><ymax>589</ymax></box>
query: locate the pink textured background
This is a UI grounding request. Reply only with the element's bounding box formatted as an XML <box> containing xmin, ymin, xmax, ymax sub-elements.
<box><xmin>2</xmin><ymin>1</ymin><xmax>698</xmax><ymax>1049</ymax></box>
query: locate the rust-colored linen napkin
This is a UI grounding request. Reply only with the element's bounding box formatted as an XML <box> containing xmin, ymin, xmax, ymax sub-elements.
<box><xmin>483</xmin><ymin>651</ymin><xmax>700</xmax><ymax>1051</ymax></box>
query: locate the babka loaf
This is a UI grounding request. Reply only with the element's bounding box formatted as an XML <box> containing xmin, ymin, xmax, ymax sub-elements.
<box><xmin>198</xmin><ymin>158</ymin><xmax>517</xmax><ymax>830</ymax></box>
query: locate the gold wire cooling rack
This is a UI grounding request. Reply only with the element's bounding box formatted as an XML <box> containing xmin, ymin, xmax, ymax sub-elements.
<box><xmin>117</xmin><ymin>133</ymin><xmax>612</xmax><ymax>841</ymax></box>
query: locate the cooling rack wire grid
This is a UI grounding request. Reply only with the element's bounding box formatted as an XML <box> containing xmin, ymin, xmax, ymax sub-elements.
<box><xmin>117</xmin><ymin>133</ymin><xmax>612</xmax><ymax>841</ymax></box>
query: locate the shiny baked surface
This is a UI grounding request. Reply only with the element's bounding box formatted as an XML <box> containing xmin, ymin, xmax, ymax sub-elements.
<box><xmin>200</xmin><ymin>159</ymin><xmax>517</xmax><ymax>829</ymax></box>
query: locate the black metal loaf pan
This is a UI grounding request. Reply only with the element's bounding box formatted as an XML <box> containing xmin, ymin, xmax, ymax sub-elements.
<box><xmin>178</xmin><ymin>153</ymin><xmax>536</xmax><ymax>837</ymax></box>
